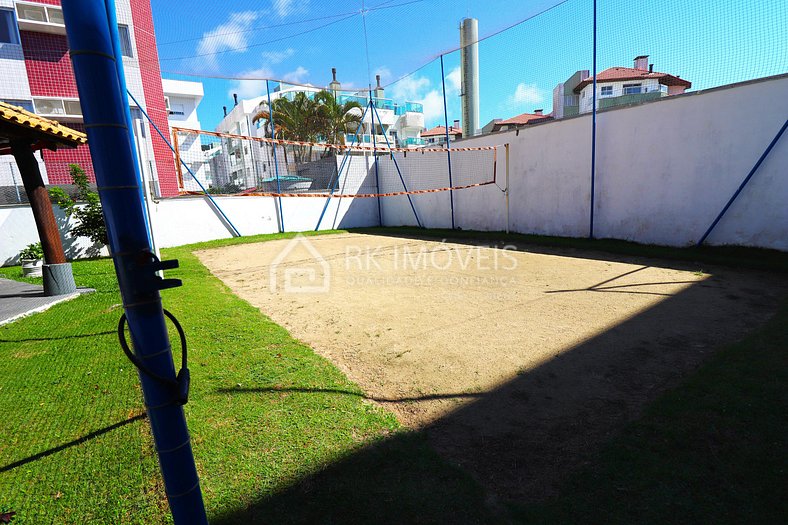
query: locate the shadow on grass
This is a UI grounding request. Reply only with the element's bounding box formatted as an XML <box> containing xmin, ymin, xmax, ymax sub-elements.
<box><xmin>211</xmin><ymin>431</ymin><xmax>501</xmax><ymax>525</ymax></box>
<box><xmin>206</xmin><ymin>240</ymin><xmax>786</xmax><ymax>524</ymax></box>
<box><xmin>217</xmin><ymin>386</ymin><xmax>484</xmax><ymax>403</ymax></box>
<box><xmin>0</xmin><ymin>329</ymin><xmax>115</xmax><ymax>343</ymax></box>
<box><xmin>0</xmin><ymin>413</ymin><xmax>147</xmax><ymax>474</ymax></box>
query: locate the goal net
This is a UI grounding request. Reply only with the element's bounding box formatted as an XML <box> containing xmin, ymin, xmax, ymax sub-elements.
<box><xmin>172</xmin><ymin>127</ymin><xmax>503</xmax><ymax>198</ymax></box>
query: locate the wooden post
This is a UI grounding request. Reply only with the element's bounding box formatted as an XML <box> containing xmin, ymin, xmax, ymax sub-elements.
<box><xmin>10</xmin><ymin>140</ymin><xmax>67</xmax><ymax>265</ymax></box>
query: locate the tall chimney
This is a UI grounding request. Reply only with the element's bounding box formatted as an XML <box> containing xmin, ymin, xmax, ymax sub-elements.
<box><xmin>649</xmin><ymin>63</ymin><xmax>654</xmax><ymax>73</ymax></box>
<box><xmin>534</xmin><ymin>109</ymin><xmax>543</xmax><ymax>115</ymax></box>
<box><xmin>460</xmin><ymin>18</ymin><xmax>480</xmax><ymax>138</ymax></box>
<box><xmin>634</xmin><ymin>55</ymin><xmax>649</xmax><ymax>71</ymax></box>
<box><xmin>453</xmin><ymin>119</ymin><xmax>460</xmax><ymax>129</ymax></box>
<box><xmin>233</xmin><ymin>93</ymin><xmax>238</xmax><ymax>106</ymax></box>
<box><xmin>223</xmin><ymin>105</ymin><xmax>227</xmax><ymax>117</ymax></box>
<box><xmin>374</xmin><ymin>73</ymin><xmax>384</xmax><ymax>99</ymax></box>
<box><xmin>329</xmin><ymin>67</ymin><xmax>341</xmax><ymax>96</ymax></box>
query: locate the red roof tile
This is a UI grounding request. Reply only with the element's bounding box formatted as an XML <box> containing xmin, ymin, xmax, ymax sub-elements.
<box><xmin>574</xmin><ymin>67</ymin><xmax>691</xmax><ymax>92</ymax></box>
<box><xmin>422</xmin><ymin>125</ymin><xmax>462</xmax><ymax>137</ymax></box>
<box><xmin>498</xmin><ymin>112</ymin><xmax>552</xmax><ymax>126</ymax></box>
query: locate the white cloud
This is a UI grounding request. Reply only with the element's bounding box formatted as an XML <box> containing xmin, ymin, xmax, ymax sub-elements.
<box><xmin>196</xmin><ymin>11</ymin><xmax>259</xmax><ymax>69</ymax></box>
<box><xmin>261</xmin><ymin>48</ymin><xmax>295</xmax><ymax>65</ymax></box>
<box><xmin>273</xmin><ymin>0</ymin><xmax>308</xmax><ymax>18</ymax></box>
<box><xmin>283</xmin><ymin>66</ymin><xmax>309</xmax><ymax>84</ymax></box>
<box><xmin>420</xmin><ymin>90</ymin><xmax>446</xmax><ymax>124</ymax></box>
<box><xmin>446</xmin><ymin>67</ymin><xmax>461</xmax><ymax>94</ymax></box>
<box><xmin>229</xmin><ymin>67</ymin><xmax>274</xmax><ymax>99</ymax></box>
<box><xmin>507</xmin><ymin>83</ymin><xmax>545</xmax><ymax>108</ymax></box>
<box><xmin>388</xmin><ymin>74</ymin><xmax>431</xmax><ymax>101</ymax></box>
<box><xmin>387</xmin><ymin>73</ymin><xmax>454</xmax><ymax>125</ymax></box>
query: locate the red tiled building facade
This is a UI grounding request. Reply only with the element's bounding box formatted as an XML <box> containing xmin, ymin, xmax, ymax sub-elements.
<box><xmin>0</xmin><ymin>0</ymin><xmax>179</xmax><ymax>196</ymax></box>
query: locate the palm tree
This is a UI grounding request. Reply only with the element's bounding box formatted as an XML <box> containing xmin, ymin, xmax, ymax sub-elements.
<box><xmin>253</xmin><ymin>92</ymin><xmax>321</xmax><ymax>162</ymax></box>
<box><xmin>314</xmin><ymin>91</ymin><xmax>363</xmax><ymax>146</ymax></box>
<box><xmin>253</xmin><ymin>90</ymin><xmax>363</xmax><ymax>158</ymax></box>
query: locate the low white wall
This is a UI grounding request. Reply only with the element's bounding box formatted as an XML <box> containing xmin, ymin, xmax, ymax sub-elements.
<box><xmin>405</xmin><ymin>75</ymin><xmax>788</xmax><ymax>250</ymax></box>
<box><xmin>0</xmin><ymin>205</ymin><xmax>105</xmax><ymax>265</ymax></box>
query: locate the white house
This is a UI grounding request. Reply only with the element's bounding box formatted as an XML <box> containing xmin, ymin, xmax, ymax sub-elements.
<box><xmin>162</xmin><ymin>79</ymin><xmax>206</xmax><ymax>190</ymax></box>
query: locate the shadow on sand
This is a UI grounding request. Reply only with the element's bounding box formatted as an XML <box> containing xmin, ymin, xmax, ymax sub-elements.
<box><xmin>209</xmin><ymin>238</ymin><xmax>787</xmax><ymax>524</ymax></box>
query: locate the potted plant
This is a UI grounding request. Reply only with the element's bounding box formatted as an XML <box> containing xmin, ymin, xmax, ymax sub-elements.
<box><xmin>19</xmin><ymin>242</ymin><xmax>44</xmax><ymax>277</ymax></box>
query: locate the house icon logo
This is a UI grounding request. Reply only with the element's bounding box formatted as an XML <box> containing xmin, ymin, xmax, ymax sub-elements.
<box><xmin>269</xmin><ymin>234</ymin><xmax>331</xmax><ymax>293</ymax></box>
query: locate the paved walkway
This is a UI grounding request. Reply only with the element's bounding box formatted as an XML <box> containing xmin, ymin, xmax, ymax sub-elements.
<box><xmin>0</xmin><ymin>278</ymin><xmax>91</xmax><ymax>326</ymax></box>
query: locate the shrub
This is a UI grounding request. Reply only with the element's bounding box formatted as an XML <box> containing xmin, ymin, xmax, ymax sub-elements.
<box><xmin>49</xmin><ymin>164</ymin><xmax>108</xmax><ymax>246</ymax></box>
<box><xmin>19</xmin><ymin>242</ymin><xmax>44</xmax><ymax>260</ymax></box>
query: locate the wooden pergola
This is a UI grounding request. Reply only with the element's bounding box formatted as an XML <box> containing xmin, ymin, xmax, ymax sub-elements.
<box><xmin>0</xmin><ymin>101</ymin><xmax>87</xmax><ymax>294</ymax></box>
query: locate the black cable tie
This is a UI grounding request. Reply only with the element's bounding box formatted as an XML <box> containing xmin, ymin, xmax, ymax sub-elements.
<box><xmin>117</xmin><ymin>309</ymin><xmax>191</xmax><ymax>405</ymax></box>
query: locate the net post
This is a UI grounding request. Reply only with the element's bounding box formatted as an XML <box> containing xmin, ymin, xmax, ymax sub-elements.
<box><xmin>172</xmin><ymin>127</ymin><xmax>184</xmax><ymax>190</ymax></box>
<box><xmin>314</xmin><ymin>101</ymin><xmax>371</xmax><ymax>231</ymax></box>
<box><xmin>440</xmin><ymin>54</ymin><xmax>456</xmax><ymax>229</ymax></box>
<box><xmin>505</xmin><ymin>143</ymin><xmax>510</xmax><ymax>234</ymax></box>
<box><xmin>589</xmin><ymin>0</ymin><xmax>597</xmax><ymax>239</ymax></box>
<box><xmin>369</xmin><ymin>102</ymin><xmax>423</xmax><ymax>228</ymax></box>
<box><xmin>266</xmin><ymin>79</ymin><xmax>285</xmax><ymax>233</ymax></box>
<box><xmin>369</xmin><ymin>92</ymin><xmax>383</xmax><ymax>225</ymax></box>
<box><xmin>132</xmin><ymin>104</ymin><xmax>240</xmax><ymax>237</ymax></box>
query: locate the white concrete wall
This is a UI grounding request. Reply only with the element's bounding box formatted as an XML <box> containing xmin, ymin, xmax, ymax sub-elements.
<box><xmin>0</xmin><ymin>204</ymin><xmax>106</xmax><ymax>265</ymax></box>
<box><xmin>407</xmin><ymin>74</ymin><xmax>788</xmax><ymax>250</ymax></box>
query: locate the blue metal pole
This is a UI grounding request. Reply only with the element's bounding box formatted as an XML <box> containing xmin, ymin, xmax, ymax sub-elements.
<box><xmin>62</xmin><ymin>3</ymin><xmax>207</xmax><ymax>524</ymax></box>
<box><xmin>105</xmin><ymin>4</ymin><xmax>151</xmax><ymax>244</ymax></box>
<box><xmin>266</xmin><ymin>80</ymin><xmax>285</xmax><ymax>233</ymax></box>
<box><xmin>440</xmin><ymin>54</ymin><xmax>456</xmax><ymax>229</ymax></box>
<box><xmin>370</xmin><ymin>103</ymin><xmax>423</xmax><ymax>228</ymax></box>
<box><xmin>314</xmin><ymin>102</ymin><xmax>370</xmax><ymax>231</ymax></box>
<box><xmin>126</xmin><ymin>91</ymin><xmax>241</xmax><ymax>237</ymax></box>
<box><xmin>697</xmin><ymin>118</ymin><xmax>787</xmax><ymax>246</ymax></box>
<box><xmin>589</xmin><ymin>0</ymin><xmax>597</xmax><ymax>239</ymax></box>
<box><xmin>370</xmin><ymin>92</ymin><xmax>383</xmax><ymax>226</ymax></box>
<box><xmin>588</xmin><ymin>0</ymin><xmax>596</xmax><ymax>239</ymax></box>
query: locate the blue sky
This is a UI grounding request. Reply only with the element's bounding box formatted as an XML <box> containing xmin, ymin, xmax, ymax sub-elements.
<box><xmin>151</xmin><ymin>0</ymin><xmax>788</xmax><ymax>131</ymax></box>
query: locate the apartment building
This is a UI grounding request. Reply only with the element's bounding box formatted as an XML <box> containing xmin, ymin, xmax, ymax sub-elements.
<box><xmin>553</xmin><ymin>56</ymin><xmax>691</xmax><ymax>118</ymax></box>
<box><xmin>0</xmin><ymin>0</ymin><xmax>179</xmax><ymax>196</ymax></box>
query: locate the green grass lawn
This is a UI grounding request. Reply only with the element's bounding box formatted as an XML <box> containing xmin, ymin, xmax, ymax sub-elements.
<box><xmin>0</xmin><ymin>229</ymin><xmax>785</xmax><ymax>524</ymax></box>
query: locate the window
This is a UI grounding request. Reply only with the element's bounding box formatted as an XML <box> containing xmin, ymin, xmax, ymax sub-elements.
<box><xmin>118</xmin><ymin>24</ymin><xmax>133</xmax><ymax>57</ymax></box>
<box><xmin>623</xmin><ymin>83</ymin><xmax>642</xmax><ymax>95</ymax></box>
<box><xmin>0</xmin><ymin>9</ymin><xmax>20</xmax><ymax>44</ymax></box>
<box><xmin>169</xmin><ymin>102</ymin><xmax>185</xmax><ymax>116</ymax></box>
<box><xmin>564</xmin><ymin>95</ymin><xmax>579</xmax><ymax>106</ymax></box>
<box><xmin>15</xmin><ymin>4</ymin><xmax>63</xmax><ymax>26</ymax></box>
<box><xmin>600</xmin><ymin>86</ymin><xmax>613</xmax><ymax>97</ymax></box>
<box><xmin>33</xmin><ymin>97</ymin><xmax>83</xmax><ymax>118</ymax></box>
<box><xmin>2</xmin><ymin>99</ymin><xmax>33</xmax><ymax>112</ymax></box>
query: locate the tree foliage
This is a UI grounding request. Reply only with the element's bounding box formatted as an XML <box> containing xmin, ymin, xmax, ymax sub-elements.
<box><xmin>48</xmin><ymin>164</ymin><xmax>108</xmax><ymax>246</ymax></box>
<box><xmin>252</xmin><ymin>90</ymin><xmax>363</xmax><ymax>161</ymax></box>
